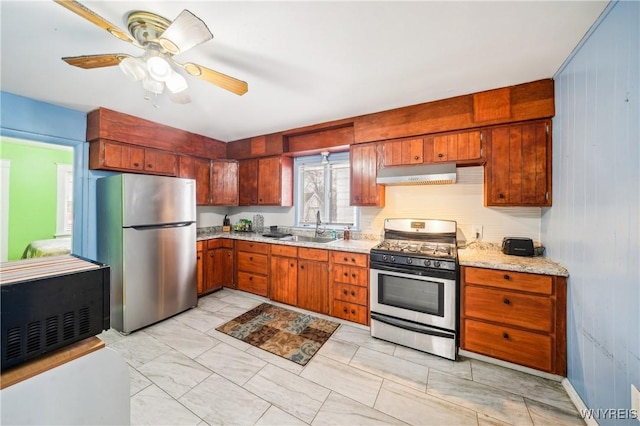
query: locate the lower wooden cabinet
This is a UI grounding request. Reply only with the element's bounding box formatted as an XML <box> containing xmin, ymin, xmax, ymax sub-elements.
<box><xmin>236</xmin><ymin>241</ymin><xmax>269</xmax><ymax>296</ymax></box>
<box><xmin>200</xmin><ymin>239</ymin><xmax>234</xmax><ymax>296</ymax></box>
<box><xmin>329</xmin><ymin>251</ymin><xmax>369</xmax><ymax>325</ymax></box>
<box><xmin>297</xmin><ymin>248</ymin><xmax>329</xmax><ymax>315</ymax></box>
<box><xmin>269</xmin><ymin>245</ymin><xmax>298</xmax><ymax>306</ymax></box>
<box><xmin>196</xmin><ymin>241</ymin><xmax>204</xmax><ymax>295</ymax></box>
<box><xmin>460</xmin><ymin>266</ymin><xmax>566</xmax><ymax>375</ymax></box>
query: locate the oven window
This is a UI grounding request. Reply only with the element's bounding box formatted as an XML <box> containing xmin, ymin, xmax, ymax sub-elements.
<box><xmin>378</xmin><ymin>273</ymin><xmax>444</xmax><ymax>316</ymax></box>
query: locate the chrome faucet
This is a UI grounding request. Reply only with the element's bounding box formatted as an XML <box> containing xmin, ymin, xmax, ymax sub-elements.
<box><xmin>314</xmin><ymin>210</ymin><xmax>324</xmax><ymax>237</ymax></box>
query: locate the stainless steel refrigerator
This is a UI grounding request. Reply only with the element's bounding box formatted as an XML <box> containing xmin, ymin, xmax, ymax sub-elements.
<box><xmin>96</xmin><ymin>173</ymin><xmax>197</xmax><ymax>334</ymax></box>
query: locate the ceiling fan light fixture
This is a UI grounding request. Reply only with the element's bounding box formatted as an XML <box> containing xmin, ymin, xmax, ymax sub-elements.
<box><xmin>119</xmin><ymin>56</ymin><xmax>147</xmax><ymax>81</ymax></box>
<box><xmin>142</xmin><ymin>77</ymin><xmax>164</xmax><ymax>94</ymax></box>
<box><xmin>146</xmin><ymin>56</ymin><xmax>173</xmax><ymax>82</ymax></box>
<box><xmin>159</xmin><ymin>10</ymin><xmax>213</xmax><ymax>55</ymax></box>
<box><xmin>166</xmin><ymin>72</ymin><xmax>188</xmax><ymax>94</ymax></box>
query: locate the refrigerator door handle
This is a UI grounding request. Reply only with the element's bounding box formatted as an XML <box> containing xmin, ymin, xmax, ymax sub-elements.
<box><xmin>130</xmin><ymin>222</ymin><xmax>194</xmax><ymax>231</ymax></box>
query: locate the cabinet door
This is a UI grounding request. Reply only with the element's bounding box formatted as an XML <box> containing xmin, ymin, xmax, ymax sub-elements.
<box><xmin>212</xmin><ymin>247</ymin><xmax>234</xmax><ymax>289</ymax></box>
<box><xmin>270</xmin><ymin>256</ymin><xmax>298</xmax><ymax>306</ymax></box>
<box><xmin>178</xmin><ymin>156</ymin><xmax>211</xmax><ymax>205</ymax></box>
<box><xmin>238</xmin><ymin>159</ymin><xmax>258</xmax><ymax>205</ymax></box>
<box><xmin>298</xmin><ymin>260</ymin><xmax>329</xmax><ymax>314</ymax></box>
<box><xmin>144</xmin><ymin>148</ymin><xmax>177</xmax><ymax>176</ymax></box>
<box><xmin>101</xmin><ymin>141</ymin><xmax>144</xmax><ymax>171</ymax></box>
<box><xmin>211</xmin><ymin>160</ymin><xmax>239</xmax><ymax>206</ymax></box>
<box><xmin>484</xmin><ymin>120</ymin><xmax>550</xmax><ymax>206</ymax></box>
<box><xmin>429</xmin><ymin>130</ymin><xmax>482</xmax><ymax>164</ymax></box>
<box><xmin>350</xmin><ymin>143</ymin><xmax>385</xmax><ymax>207</ymax></box>
<box><xmin>204</xmin><ymin>249</ymin><xmax>221</xmax><ymax>293</ymax></box>
<box><xmin>380</xmin><ymin>138</ymin><xmax>424</xmax><ymax>166</ymax></box>
<box><xmin>196</xmin><ymin>244</ymin><xmax>204</xmax><ymax>295</ymax></box>
<box><xmin>257</xmin><ymin>156</ymin><xmax>282</xmax><ymax>205</ymax></box>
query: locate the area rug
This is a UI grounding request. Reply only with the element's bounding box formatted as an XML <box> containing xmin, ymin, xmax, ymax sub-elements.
<box><xmin>215</xmin><ymin>303</ymin><xmax>340</xmax><ymax>366</ymax></box>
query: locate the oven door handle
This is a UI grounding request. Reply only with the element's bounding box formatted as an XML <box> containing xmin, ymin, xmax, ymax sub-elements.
<box><xmin>371</xmin><ymin>313</ymin><xmax>455</xmax><ymax>339</ymax></box>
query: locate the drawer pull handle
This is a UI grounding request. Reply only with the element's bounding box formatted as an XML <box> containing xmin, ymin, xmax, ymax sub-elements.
<box><xmin>437</xmin><ymin>153</ymin><xmax>443</xmax><ymax>158</ymax></box>
<box><xmin>249</xmin><ymin>276</ymin><xmax>253</xmax><ymax>281</ymax></box>
<box><xmin>351</xmin><ymin>309</ymin><xmax>356</xmax><ymax>314</ymax></box>
<box><xmin>147</xmin><ymin>164</ymin><xmax>153</xmax><ymax>168</ymax></box>
<box><xmin>351</xmin><ymin>258</ymin><xmax>356</xmax><ymax>262</ymax></box>
<box><xmin>343</xmin><ymin>257</ymin><xmax>348</xmax><ymax>262</ymax></box>
<box><xmin>343</xmin><ymin>272</ymin><xmax>348</xmax><ymax>277</ymax></box>
<box><xmin>503</xmin><ymin>332</ymin><xmax>510</xmax><ymax>339</ymax></box>
<box><xmin>503</xmin><ymin>274</ymin><xmax>510</xmax><ymax>280</ymax></box>
<box><xmin>350</xmin><ymin>291</ymin><xmax>356</xmax><ymax>296</ymax></box>
<box><xmin>249</xmin><ymin>256</ymin><xmax>253</xmax><ymax>261</ymax></box>
<box><xmin>290</xmin><ymin>263</ymin><xmax>294</xmax><ymax>267</ymax></box>
<box><xmin>343</xmin><ymin>307</ymin><xmax>348</xmax><ymax>313</ymax></box>
<box><xmin>133</xmin><ymin>162</ymin><xmax>140</xmax><ymax>167</ymax></box>
<box><xmin>343</xmin><ymin>289</ymin><xmax>348</xmax><ymax>295</ymax></box>
<box><xmin>414</xmin><ymin>155</ymin><xmax>420</xmax><ymax>160</ymax></box>
<box><xmin>503</xmin><ymin>298</ymin><xmax>511</xmax><ymax>305</ymax></box>
<box><xmin>498</xmin><ymin>193</ymin><xmax>505</xmax><ymax>199</ymax></box>
<box><xmin>301</xmin><ymin>265</ymin><xmax>305</xmax><ymax>270</ymax></box>
<box><xmin>351</xmin><ymin>273</ymin><xmax>356</xmax><ymax>278</ymax></box>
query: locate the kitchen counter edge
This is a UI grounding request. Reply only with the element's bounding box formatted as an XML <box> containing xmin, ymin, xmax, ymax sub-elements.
<box><xmin>197</xmin><ymin>232</ymin><xmax>378</xmax><ymax>254</ymax></box>
<box><xmin>458</xmin><ymin>247</ymin><xmax>569</xmax><ymax>277</ymax></box>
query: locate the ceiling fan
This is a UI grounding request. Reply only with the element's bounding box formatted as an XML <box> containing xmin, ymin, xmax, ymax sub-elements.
<box><xmin>54</xmin><ymin>0</ymin><xmax>248</xmax><ymax>104</ymax></box>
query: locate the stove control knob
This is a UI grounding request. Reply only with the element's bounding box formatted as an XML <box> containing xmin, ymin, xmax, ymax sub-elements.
<box><xmin>424</xmin><ymin>259</ymin><xmax>431</xmax><ymax>267</ymax></box>
<box><xmin>406</xmin><ymin>258</ymin><xmax>413</xmax><ymax>264</ymax></box>
<box><xmin>390</xmin><ymin>256</ymin><xmax>396</xmax><ymax>263</ymax></box>
<box><xmin>434</xmin><ymin>261</ymin><xmax>441</xmax><ymax>268</ymax></box>
<box><xmin>382</xmin><ymin>255</ymin><xmax>388</xmax><ymax>261</ymax></box>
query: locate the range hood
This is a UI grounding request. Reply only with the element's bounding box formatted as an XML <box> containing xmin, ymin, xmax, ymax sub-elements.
<box><xmin>376</xmin><ymin>163</ymin><xmax>457</xmax><ymax>186</ymax></box>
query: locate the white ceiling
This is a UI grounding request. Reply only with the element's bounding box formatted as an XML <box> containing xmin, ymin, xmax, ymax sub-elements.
<box><xmin>1</xmin><ymin>1</ymin><xmax>608</xmax><ymax>142</ymax></box>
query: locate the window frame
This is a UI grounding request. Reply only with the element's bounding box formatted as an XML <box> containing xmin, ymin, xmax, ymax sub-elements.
<box><xmin>294</xmin><ymin>151</ymin><xmax>359</xmax><ymax>231</ymax></box>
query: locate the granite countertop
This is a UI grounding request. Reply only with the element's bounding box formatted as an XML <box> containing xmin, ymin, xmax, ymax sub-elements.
<box><xmin>198</xmin><ymin>228</ymin><xmax>569</xmax><ymax>276</ymax></box>
<box><xmin>197</xmin><ymin>229</ymin><xmax>379</xmax><ymax>254</ymax></box>
<box><xmin>458</xmin><ymin>243</ymin><xmax>569</xmax><ymax>277</ymax></box>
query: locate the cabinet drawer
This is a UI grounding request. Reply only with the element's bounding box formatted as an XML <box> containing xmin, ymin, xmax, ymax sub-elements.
<box><xmin>299</xmin><ymin>247</ymin><xmax>329</xmax><ymax>262</ymax></box>
<box><xmin>332</xmin><ymin>265</ymin><xmax>368</xmax><ymax>287</ymax></box>
<box><xmin>332</xmin><ymin>300</ymin><xmax>368</xmax><ymax>325</ymax></box>
<box><xmin>237</xmin><ymin>272</ymin><xmax>268</xmax><ymax>297</ymax></box>
<box><xmin>271</xmin><ymin>244</ymin><xmax>298</xmax><ymax>257</ymax></box>
<box><xmin>332</xmin><ymin>283</ymin><xmax>367</xmax><ymax>305</ymax></box>
<box><xmin>463</xmin><ymin>286</ymin><xmax>553</xmax><ymax>332</ymax></box>
<box><xmin>236</xmin><ymin>241</ymin><xmax>269</xmax><ymax>254</ymax></box>
<box><xmin>464</xmin><ymin>267</ymin><xmax>553</xmax><ymax>295</ymax></box>
<box><xmin>463</xmin><ymin>319</ymin><xmax>552</xmax><ymax>372</ymax></box>
<box><xmin>331</xmin><ymin>251</ymin><xmax>368</xmax><ymax>267</ymax></box>
<box><xmin>237</xmin><ymin>252</ymin><xmax>268</xmax><ymax>274</ymax></box>
<box><xmin>207</xmin><ymin>238</ymin><xmax>234</xmax><ymax>250</ymax></box>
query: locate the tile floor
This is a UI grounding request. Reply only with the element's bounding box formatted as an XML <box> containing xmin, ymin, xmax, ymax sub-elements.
<box><xmin>99</xmin><ymin>289</ymin><xmax>585</xmax><ymax>426</ymax></box>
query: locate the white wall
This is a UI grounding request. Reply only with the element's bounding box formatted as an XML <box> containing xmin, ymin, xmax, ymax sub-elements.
<box><xmin>207</xmin><ymin>166</ymin><xmax>543</xmax><ymax>243</ymax></box>
<box><xmin>543</xmin><ymin>1</ymin><xmax>639</xmax><ymax>422</ymax></box>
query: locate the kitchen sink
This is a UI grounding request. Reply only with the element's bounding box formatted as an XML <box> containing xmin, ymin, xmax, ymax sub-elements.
<box><xmin>278</xmin><ymin>235</ymin><xmax>337</xmax><ymax>244</ymax></box>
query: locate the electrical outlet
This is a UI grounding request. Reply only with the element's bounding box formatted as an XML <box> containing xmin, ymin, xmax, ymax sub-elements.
<box><xmin>472</xmin><ymin>225</ymin><xmax>483</xmax><ymax>240</ymax></box>
<box><xmin>632</xmin><ymin>384</ymin><xmax>640</xmax><ymax>416</ymax></box>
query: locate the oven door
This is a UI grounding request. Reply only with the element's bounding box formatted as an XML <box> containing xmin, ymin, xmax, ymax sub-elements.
<box><xmin>370</xmin><ymin>267</ymin><xmax>456</xmax><ymax>331</ymax></box>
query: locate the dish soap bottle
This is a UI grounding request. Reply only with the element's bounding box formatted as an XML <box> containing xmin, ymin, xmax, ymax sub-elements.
<box><xmin>331</xmin><ymin>230</ymin><xmax>337</xmax><ymax>240</ymax></box>
<box><xmin>344</xmin><ymin>226</ymin><xmax>350</xmax><ymax>240</ymax></box>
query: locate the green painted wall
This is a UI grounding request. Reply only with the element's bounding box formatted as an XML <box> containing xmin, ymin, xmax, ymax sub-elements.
<box><xmin>0</xmin><ymin>139</ymin><xmax>73</xmax><ymax>260</ymax></box>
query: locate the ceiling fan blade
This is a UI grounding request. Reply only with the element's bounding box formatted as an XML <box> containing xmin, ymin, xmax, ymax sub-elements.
<box><xmin>62</xmin><ymin>54</ymin><xmax>129</xmax><ymax>69</ymax></box>
<box><xmin>53</xmin><ymin>0</ymin><xmax>137</xmax><ymax>46</ymax></box>
<box><xmin>158</xmin><ymin>10</ymin><xmax>213</xmax><ymax>55</ymax></box>
<box><xmin>177</xmin><ymin>62</ymin><xmax>248</xmax><ymax>96</ymax></box>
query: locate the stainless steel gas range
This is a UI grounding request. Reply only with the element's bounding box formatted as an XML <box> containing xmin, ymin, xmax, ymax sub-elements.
<box><xmin>369</xmin><ymin>218</ymin><xmax>458</xmax><ymax>360</ymax></box>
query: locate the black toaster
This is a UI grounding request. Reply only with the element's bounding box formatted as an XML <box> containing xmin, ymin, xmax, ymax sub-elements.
<box><xmin>502</xmin><ymin>237</ymin><xmax>535</xmax><ymax>256</ymax></box>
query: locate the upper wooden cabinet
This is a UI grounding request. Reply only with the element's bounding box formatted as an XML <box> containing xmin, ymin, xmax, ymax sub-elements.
<box><xmin>211</xmin><ymin>160</ymin><xmax>239</xmax><ymax>206</ymax></box>
<box><xmin>178</xmin><ymin>155</ymin><xmax>211</xmax><ymax>205</ymax></box>
<box><xmin>89</xmin><ymin>139</ymin><xmax>177</xmax><ymax>176</ymax></box>
<box><xmin>237</xmin><ymin>156</ymin><xmax>292</xmax><ymax>206</ymax></box>
<box><xmin>379</xmin><ymin>137</ymin><xmax>424</xmax><ymax>167</ymax></box>
<box><xmin>350</xmin><ymin>143</ymin><xmax>385</xmax><ymax>207</ymax></box>
<box><xmin>226</xmin><ymin>133</ymin><xmax>285</xmax><ymax>159</ymax></box>
<box><xmin>427</xmin><ymin>129</ymin><xmax>483</xmax><ymax>165</ymax></box>
<box><xmin>353</xmin><ymin>79</ymin><xmax>554</xmax><ymax>143</ymax></box>
<box><xmin>484</xmin><ymin>120</ymin><xmax>551</xmax><ymax>206</ymax></box>
<box><xmin>238</xmin><ymin>159</ymin><xmax>259</xmax><ymax>206</ymax></box>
